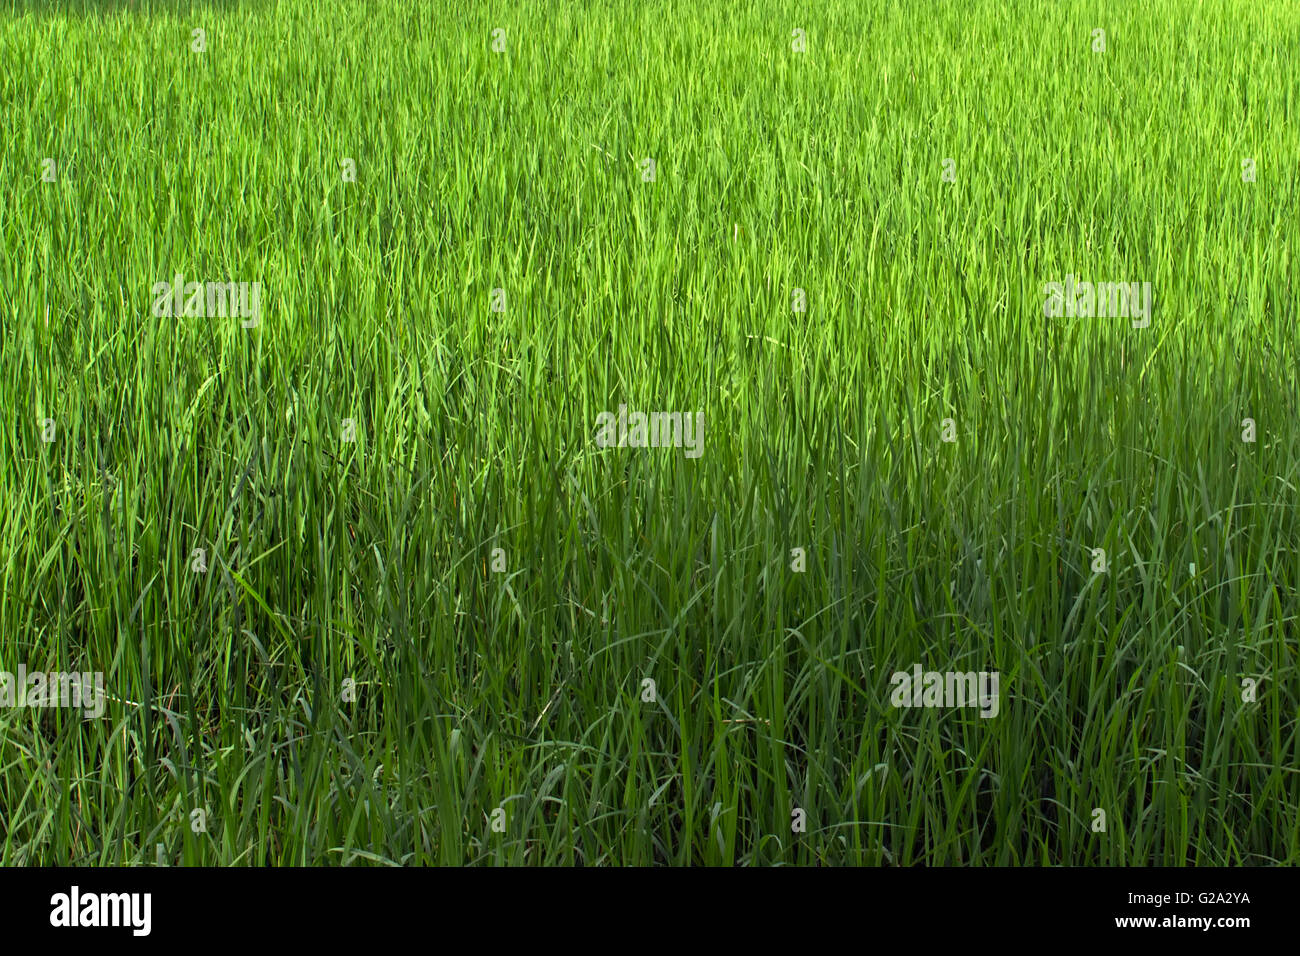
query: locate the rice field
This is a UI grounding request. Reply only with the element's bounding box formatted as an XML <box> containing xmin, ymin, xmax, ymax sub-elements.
<box><xmin>1</xmin><ymin>0</ymin><xmax>1298</xmax><ymax>865</ymax></box>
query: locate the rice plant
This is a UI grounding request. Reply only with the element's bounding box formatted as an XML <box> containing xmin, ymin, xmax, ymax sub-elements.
<box><xmin>0</xmin><ymin>0</ymin><xmax>1297</xmax><ymax>866</ymax></box>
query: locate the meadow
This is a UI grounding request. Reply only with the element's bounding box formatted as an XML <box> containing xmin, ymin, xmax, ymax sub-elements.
<box><xmin>0</xmin><ymin>0</ymin><xmax>1297</xmax><ymax>865</ymax></box>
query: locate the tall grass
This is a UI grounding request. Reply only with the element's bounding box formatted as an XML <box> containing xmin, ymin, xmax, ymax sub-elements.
<box><xmin>0</xmin><ymin>0</ymin><xmax>1297</xmax><ymax>864</ymax></box>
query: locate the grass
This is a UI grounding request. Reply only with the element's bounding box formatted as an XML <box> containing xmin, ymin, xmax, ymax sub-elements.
<box><xmin>0</xmin><ymin>0</ymin><xmax>1297</xmax><ymax>865</ymax></box>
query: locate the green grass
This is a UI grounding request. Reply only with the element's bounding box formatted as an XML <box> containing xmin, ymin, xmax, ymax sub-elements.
<box><xmin>1</xmin><ymin>0</ymin><xmax>1297</xmax><ymax>865</ymax></box>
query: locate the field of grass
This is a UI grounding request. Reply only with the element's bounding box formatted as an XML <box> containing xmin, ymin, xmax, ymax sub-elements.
<box><xmin>1</xmin><ymin>0</ymin><xmax>1298</xmax><ymax>865</ymax></box>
